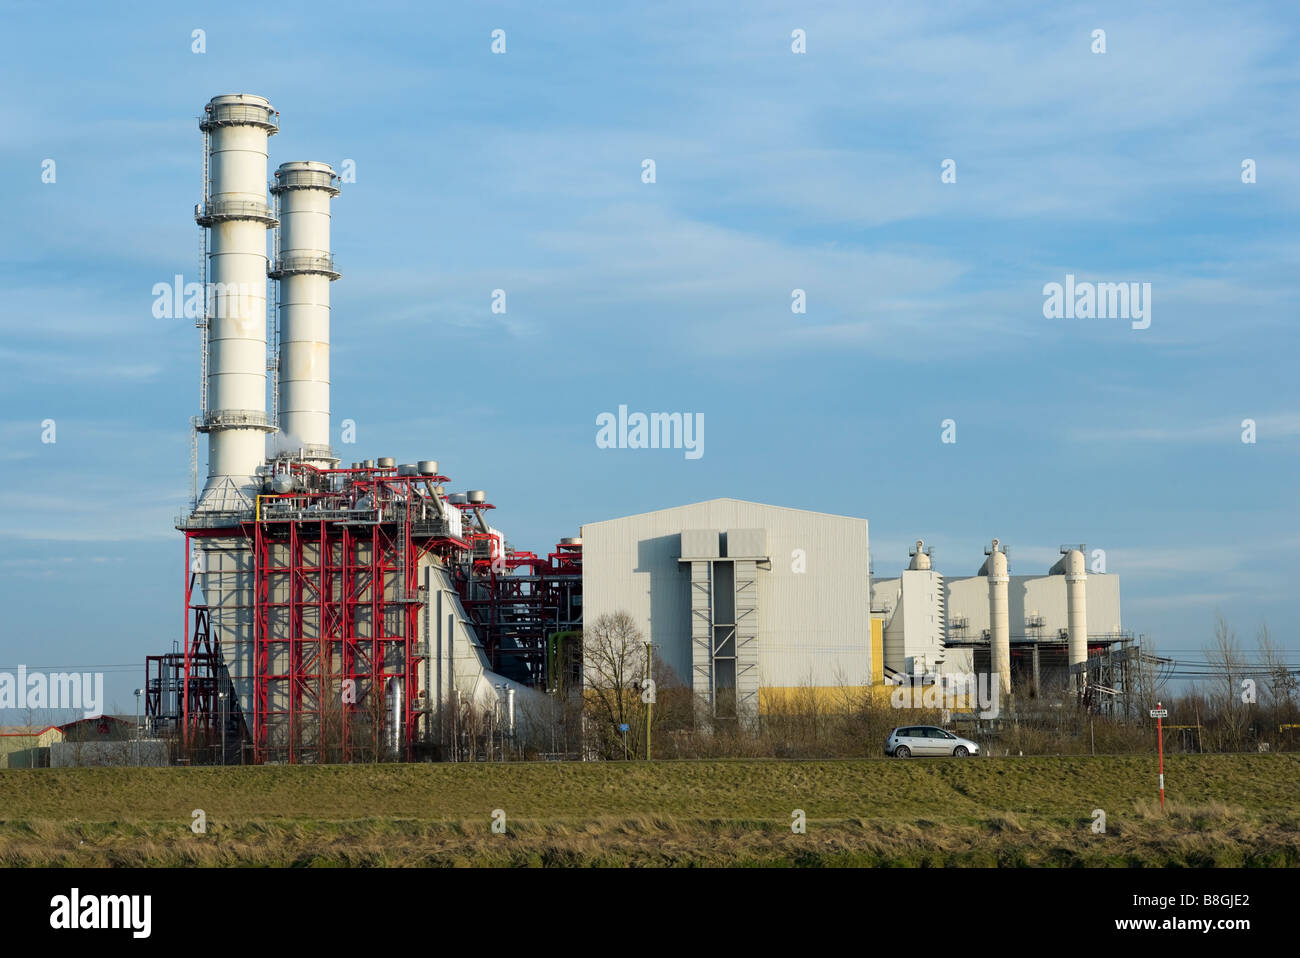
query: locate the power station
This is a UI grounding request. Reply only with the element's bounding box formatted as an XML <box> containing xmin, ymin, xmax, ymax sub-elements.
<box><xmin>143</xmin><ymin>95</ymin><xmax>1135</xmax><ymax>762</ymax></box>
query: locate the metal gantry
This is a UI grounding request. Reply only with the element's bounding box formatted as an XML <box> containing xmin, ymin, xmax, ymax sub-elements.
<box><xmin>453</xmin><ymin>542</ymin><xmax>582</xmax><ymax>688</ymax></box>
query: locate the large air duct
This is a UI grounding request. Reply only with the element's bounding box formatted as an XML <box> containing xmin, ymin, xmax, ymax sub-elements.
<box><xmin>981</xmin><ymin>539</ymin><xmax>1011</xmax><ymax>699</ymax></box>
<box><xmin>1052</xmin><ymin>547</ymin><xmax>1089</xmax><ymax>690</ymax></box>
<box><xmin>195</xmin><ymin>94</ymin><xmax>278</xmax><ymax>512</ymax></box>
<box><xmin>270</xmin><ymin>161</ymin><xmax>340</xmax><ymax>464</ymax></box>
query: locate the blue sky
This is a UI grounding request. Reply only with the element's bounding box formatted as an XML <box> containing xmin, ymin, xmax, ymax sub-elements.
<box><xmin>1</xmin><ymin>1</ymin><xmax>1297</xmax><ymax>714</ymax></box>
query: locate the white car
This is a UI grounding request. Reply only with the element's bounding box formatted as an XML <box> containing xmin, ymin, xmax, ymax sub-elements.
<box><xmin>885</xmin><ymin>725</ymin><xmax>979</xmax><ymax>758</ymax></box>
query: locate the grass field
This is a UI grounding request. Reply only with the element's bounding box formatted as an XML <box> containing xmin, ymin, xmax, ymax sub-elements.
<box><xmin>1</xmin><ymin>754</ymin><xmax>1297</xmax><ymax>866</ymax></box>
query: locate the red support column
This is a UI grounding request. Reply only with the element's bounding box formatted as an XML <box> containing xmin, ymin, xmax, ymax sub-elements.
<box><xmin>288</xmin><ymin>520</ymin><xmax>300</xmax><ymax>763</ymax></box>
<box><xmin>252</xmin><ymin>520</ymin><xmax>269</xmax><ymax>762</ymax></box>
<box><xmin>318</xmin><ymin>519</ymin><xmax>328</xmax><ymax>764</ymax></box>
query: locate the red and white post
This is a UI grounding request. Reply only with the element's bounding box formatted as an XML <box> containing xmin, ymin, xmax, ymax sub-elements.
<box><xmin>1150</xmin><ymin>702</ymin><xmax>1168</xmax><ymax>809</ymax></box>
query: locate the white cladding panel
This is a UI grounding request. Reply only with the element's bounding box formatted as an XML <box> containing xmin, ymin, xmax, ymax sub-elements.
<box><xmin>680</xmin><ymin>528</ymin><xmax>720</xmax><ymax>559</ymax></box>
<box><xmin>444</xmin><ymin>500</ymin><xmax>462</xmax><ymax>539</ymax></box>
<box><xmin>901</xmin><ymin>570</ymin><xmax>946</xmax><ymax>673</ymax></box>
<box><xmin>581</xmin><ymin>499</ymin><xmax>870</xmax><ymax>689</ymax></box>
<box><xmin>873</xmin><ymin>571</ymin><xmax>945</xmax><ymax>674</ymax></box>
<box><xmin>728</xmin><ymin>528</ymin><xmax>767</xmax><ymax>558</ymax></box>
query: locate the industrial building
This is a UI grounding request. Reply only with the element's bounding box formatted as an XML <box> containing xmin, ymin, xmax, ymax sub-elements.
<box><xmin>872</xmin><ymin>540</ymin><xmax>1131</xmax><ymax>706</ymax></box>
<box><xmin>0</xmin><ymin>716</ymin><xmax>143</xmax><ymax>768</ymax></box>
<box><xmin>580</xmin><ymin>499</ymin><xmax>872</xmax><ymax>720</ymax></box>
<box><xmin>0</xmin><ymin>725</ymin><xmax>64</xmax><ymax>768</ymax></box>
<box><xmin>581</xmin><ymin>511</ymin><xmax>1132</xmax><ymax>721</ymax></box>
<box><xmin>143</xmin><ymin>94</ymin><xmax>1132</xmax><ymax>763</ymax></box>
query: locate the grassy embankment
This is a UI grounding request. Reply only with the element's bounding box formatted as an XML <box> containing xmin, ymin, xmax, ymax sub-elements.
<box><xmin>1</xmin><ymin>754</ymin><xmax>1296</xmax><ymax>866</ymax></box>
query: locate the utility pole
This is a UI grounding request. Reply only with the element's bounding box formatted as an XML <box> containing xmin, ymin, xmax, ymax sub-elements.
<box><xmin>133</xmin><ymin>688</ymin><xmax>143</xmax><ymax>766</ymax></box>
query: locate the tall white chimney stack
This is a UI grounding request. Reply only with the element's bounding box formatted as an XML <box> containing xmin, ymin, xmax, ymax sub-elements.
<box><xmin>195</xmin><ymin>94</ymin><xmax>278</xmax><ymax>512</ymax></box>
<box><xmin>270</xmin><ymin>161</ymin><xmax>340</xmax><ymax>464</ymax></box>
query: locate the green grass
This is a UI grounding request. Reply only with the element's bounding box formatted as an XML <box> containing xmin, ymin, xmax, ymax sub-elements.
<box><xmin>1</xmin><ymin>754</ymin><xmax>1296</xmax><ymax>866</ymax></box>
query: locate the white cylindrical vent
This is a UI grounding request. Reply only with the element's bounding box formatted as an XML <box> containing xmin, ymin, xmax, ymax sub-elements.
<box><xmin>385</xmin><ymin>678</ymin><xmax>402</xmax><ymax>755</ymax></box>
<box><xmin>196</xmin><ymin>94</ymin><xmax>279</xmax><ymax>511</ymax></box>
<box><xmin>271</xmin><ymin>161</ymin><xmax>339</xmax><ymax>466</ymax></box>
<box><xmin>1064</xmin><ymin>548</ymin><xmax>1088</xmax><ymax>684</ymax></box>
<box><xmin>987</xmin><ymin>540</ymin><xmax>1010</xmax><ymax>699</ymax></box>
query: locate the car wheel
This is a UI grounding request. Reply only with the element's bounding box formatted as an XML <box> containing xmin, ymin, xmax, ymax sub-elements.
<box><xmin>953</xmin><ymin>746</ymin><xmax>969</xmax><ymax>757</ymax></box>
<box><xmin>895</xmin><ymin>745</ymin><xmax>911</xmax><ymax>759</ymax></box>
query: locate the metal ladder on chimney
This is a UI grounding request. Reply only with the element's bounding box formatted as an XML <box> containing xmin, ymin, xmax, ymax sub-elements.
<box><xmin>191</xmin><ymin>128</ymin><xmax>211</xmax><ymax>511</ymax></box>
<box><xmin>268</xmin><ymin>188</ymin><xmax>280</xmax><ymax>428</ymax></box>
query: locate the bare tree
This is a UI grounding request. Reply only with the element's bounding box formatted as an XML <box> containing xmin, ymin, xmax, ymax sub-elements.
<box><xmin>582</xmin><ymin>612</ymin><xmax>648</xmax><ymax>759</ymax></box>
<box><xmin>1256</xmin><ymin>623</ymin><xmax>1298</xmax><ymax>747</ymax></box>
<box><xmin>1203</xmin><ymin>614</ymin><xmax>1250</xmax><ymax>751</ymax></box>
<box><xmin>1257</xmin><ymin>623</ymin><xmax>1297</xmax><ymax>711</ymax></box>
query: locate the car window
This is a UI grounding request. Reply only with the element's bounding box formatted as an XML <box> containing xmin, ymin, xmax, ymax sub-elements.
<box><xmin>937</xmin><ymin>729</ymin><xmax>954</xmax><ymax>739</ymax></box>
<box><xmin>920</xmin><ymin>727</ymin><xmax>938</xmax><ymax>737</ymax></box>
<box><xmin>899</xmin><ymin>727</ymin><xmax>916</xmax><ymax>737</ymax></box>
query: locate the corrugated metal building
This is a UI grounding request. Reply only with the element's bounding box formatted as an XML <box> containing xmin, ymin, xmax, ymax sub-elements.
<box><xmin>581</xmin><ymin>499</ymin><xmax>871</xmax><ymax>719</ymax></box>
<box><xmin>59</xmin><ymin>715</ymin><xmax>135</xmax><ymax>742</ymax></box>
<box><xmin>0</xmin><ymin>725</ymin><xmax>64</xmax><ymax>768</ymax></box>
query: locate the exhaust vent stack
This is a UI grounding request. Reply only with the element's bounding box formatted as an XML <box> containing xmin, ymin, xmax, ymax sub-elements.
<box><xmin>270</xmin><ymin>161</ymin><xmax>340</xmax><ymax>466</ymax></box>
<box><xmin>194</xmin><ymin>94</ymin><xmax>279</xmax><ymax>513</ymax></box>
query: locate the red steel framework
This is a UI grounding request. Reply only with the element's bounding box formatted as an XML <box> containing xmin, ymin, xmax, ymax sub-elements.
<box><xmin>252</xmin><ymin>516</ymin><xmax>424</xmax><ymax>763</ymax></box>
<box><xmin>174</xmin><ymin>464</ymin><xmax>582</xmax><ymax>763</ymax></box>
<box><xmin>180</xmin><ymin>464</ymin><xmax>468</xmax><ymax>763</ymax></box>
